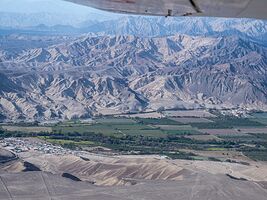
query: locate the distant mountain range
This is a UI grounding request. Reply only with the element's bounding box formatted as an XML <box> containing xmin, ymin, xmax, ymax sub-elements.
<box><xmin>0</xmin><ymin>30</ymin><xmax>266</xmax><ymax>120</ymax></box>
<box><xmin>0</xmin><ymin>12</ymin><xmax>112</xmax><ymax>28</ymax></box>
<box><xmin>81</xmin><ymin>17</ymin><xmax>267</xmax><ymax>42</ymax></box>
<box><xmin>1</xmin><ymin>16</ymin><xmax>267</xmax><ymax>43</ymax></box>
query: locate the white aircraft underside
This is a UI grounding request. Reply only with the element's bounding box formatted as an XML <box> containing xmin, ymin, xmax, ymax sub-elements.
<box><xmin>65</xmin><ymin>0</ymin><xmax>267</xmax><ymax>19</ymax></box>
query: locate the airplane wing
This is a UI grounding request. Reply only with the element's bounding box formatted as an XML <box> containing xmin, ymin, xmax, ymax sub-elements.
<box><xmin>64</xmin><ymin>0</ymin><xmax>267</xmax><ymax>19</ymax></box>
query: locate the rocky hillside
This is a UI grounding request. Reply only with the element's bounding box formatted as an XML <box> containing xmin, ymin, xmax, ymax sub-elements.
<box><xmin>2</xmin><ymin>16</ymin><xmax>267</xmax><ymax>43</ymax></box>
<box><xmin>82</xmin><ymin>17</ymin><xmax>267</xmax><ymax>41</ymax></box>
<box><xmin>0</xmin><ymin>33</ymin><xmax>266</xmax><ymax>121</ymax></box>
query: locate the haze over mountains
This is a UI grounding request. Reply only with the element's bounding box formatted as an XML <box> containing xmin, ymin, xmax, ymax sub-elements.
<box><xmin>1</xmin><ymin>16</ymin><xmax>267</xmax><ymax>43</ymax></box>
<box><xmin>0</xmin><ymin>16</ymin><xmax>267</xmax><ymax>121</ymax></box>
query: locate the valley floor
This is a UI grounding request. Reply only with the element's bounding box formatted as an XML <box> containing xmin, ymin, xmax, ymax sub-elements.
<box><xmin>1</xmin><ymin>112</ymin><xmax>267</xmax><ymax>199</ymax></box>
<box><xmin>0</xmin><ymin>146</ymin><xmax>267</xmax><ymax>200</ymax></box>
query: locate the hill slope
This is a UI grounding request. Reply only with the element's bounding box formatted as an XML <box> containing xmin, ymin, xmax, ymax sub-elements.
<box><xmin>0</xmin><ymin>33</ymin><xmax>266</xmax><ymax>120</ymax></box>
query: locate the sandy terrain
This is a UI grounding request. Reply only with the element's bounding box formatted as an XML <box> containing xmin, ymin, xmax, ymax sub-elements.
<box><xmin>182</xmin><ymin>149</ymin><xmax>252</xmax><ymax>162</ymax></box>
<box><xmin>19</xmin><ymin>152</ymin><xmax>267</xmax><ymax>186</ymax></box>
<box><xmin>0</xmin><ymin>149</ymin><xmax>16</xmax><ymax>162</ymax></box>
<box><xmin>1</xmin><ymin>148</ymin><xmax>267</xmax><ymax>200</ymax></box>
<box><xmin>97</xmin><ymin>108</ymin><xmax>123</xmax><ymax>115</ymax></box>
<box><xmin>163</xmin><ymin>110</ymin><xmax>216</xmax><ymax>118</ymax></box>
<box><xmin>24</xmin><ymin>154</ymin><xmax>185</xmax><ymax>186</ymax></box>
<box><xmin>173</xmin><ymin>159</ymin><xmax>267</xmax><ymax>182</ymax></box>
<box><xmin>0</xmin><ymin>170</ymin><xmax>267</xmax><ymax>200</ymax></box>
<box><xmin>119</xmin><ymin>112</ymin><xmax>163</xmax><ymax>118</ymax></box>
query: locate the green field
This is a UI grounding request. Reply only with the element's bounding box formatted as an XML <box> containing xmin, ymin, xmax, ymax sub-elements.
<box><xmin>162</xmin><ymin>129</ymin><xmax>200</xmax><ymax>135</ymax></box>
<box><xmin>250</xmin><ymin>112</ymin><xmax>267</xmax><ymax>125</ymax></box>
<box><xmin>217</xmin><ymin>134</ymin><xmax>259</xmax><ymax>142</ymax></box>
<box><xmin>251</xmin><ymin>112</ymin><xmax>267</xmax><ymax>118</ymax></box>
<box><xmin>190</xmin><ymin>117</ymin><xmax>265</xmax><ymax>129</ymax></box>
<box><xmin>53</xmin><ymin>122</ymin><xmax>167</xmax><ymax>137</ymax></box>
<box><xmin>243</xmin><ymin>150</ymin><xmax>267</xmax><ymax>161</ymax></box>
<box><xmin>52</xmin><ymin>118</ymin><xmax>201</xmax><ymax>138</ymax></box>
<box><xmin>252</xmin><ymin>133</ymin><xmax>267</xmax><ymax>140</ymax></box>
<box><xmin>1</xmin><ymin>126</ymin><xmax>52</xmax><ymax>133</ymax></box>
<box><xmin>1</xmin><ymin>114</ymin><xmax>267</xmax><ymax>161</ymax></box>
<box><xmin>135</xmin><ymin>118</ymin><xmax>183</xmax><ymax>125</ymax></box>
<box><xmin>251</xmin><ymin>118</ymin><xmax>267</xmax><ymax>125</ymax></box>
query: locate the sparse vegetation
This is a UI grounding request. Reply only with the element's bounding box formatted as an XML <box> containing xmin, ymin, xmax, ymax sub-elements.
<box><xmin>1</xmin><ymin>115</ymin><xmax>267</xmax><ymax>161</ymax></box>
<box><xmin>190</xmin><ymin>117</ymin><xmax>265</xmax><ymax>129</ymax></box>
<box><xmin>135</xmin><ymin>118</ymin><xmax>183</xmax><ymax>125</ymax></box>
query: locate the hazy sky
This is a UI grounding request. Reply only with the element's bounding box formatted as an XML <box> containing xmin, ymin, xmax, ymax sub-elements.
<box><xmin>0</xmin><ymin>0</ymin><xmax>126</xmax><ymax>26</ymax></box>
<box><xmin>0</xmin><ymin>0</ymin><xmax>111</xmax><ymax>15</ymax></box>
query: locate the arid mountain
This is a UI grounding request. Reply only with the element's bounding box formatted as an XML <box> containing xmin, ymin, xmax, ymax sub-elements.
<box><xmin>0</xmin><ymin>32</ymin><xmax>266</xmax><ymax>121</ymax></box>
<box><xmin>2</xmin><ymin>16</ymin><xmax>267</xmax><ymax>43</ymax></box>
<box><xmin>82</xmin><ymin>17</ymin><xmax>267</xmax><ymax>43</ymax></box>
